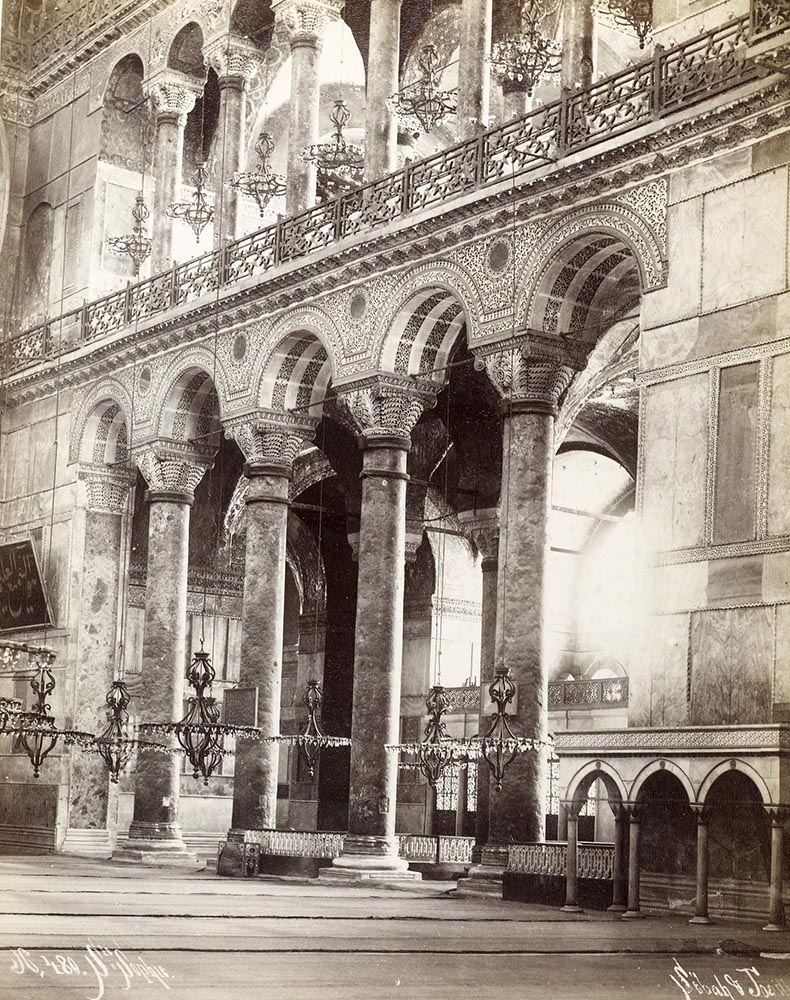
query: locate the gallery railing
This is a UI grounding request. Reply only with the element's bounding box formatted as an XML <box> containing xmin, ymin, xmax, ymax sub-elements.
<box><xmin>548</xmin><ymin>678</ymin><xmax>629</xmax><ymax>710</ymax></box>
<box><xmin>235</xmin><ymin>829</ymin><xmax>476</xmax><ymax>864</ymax></box>
<box><xmin>5</xmin><ymin>13</ymin><xmax>766</xmax><ymax>377</ymax></box>
<box><xmin>751</xmin><ymin>0</ymin><xmax>790</xmax><ymax>42</ymax></box>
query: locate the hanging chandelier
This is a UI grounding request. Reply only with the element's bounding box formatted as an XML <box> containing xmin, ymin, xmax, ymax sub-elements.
<box><xmin>11</xmin><ymin>650</ymin><xmax>63</xmax><ymax>779</ymax></box>
<box><xmin>301</xmin><ymin>99</ymin><xmax>364</xmax><ymax>199</ymax></box>
<box><xmin>388</xmin><ymin>44</ymin><xmax>458</xmax><ymax>136</ymax></box>
<box><xmin>272</xmin><ymin>680</ymin><xmax>350</xmax><ymax>779</ymax></box>
<box><xmin>106</xmin><ymin>194</ymin><xmax>152</xmax><ymax>273</ymax></box>
<box><xmin>598</xmin><ymin>0</ymin><xmax>652</xmax><ymax>48</ymax></box>
<box><xmin>490</xmin><ymin>1</ymin><xmax>562</xmax><ymax>97</ymax></box>
<box><xmin>386</xmin><ymin>685</ymin><xmax>469</xmax><ymax>787</ymax></box>
<box><xmin>230</xmin><ymin>132</ymin><xmax>286</xmax><ymax>216</ymax></box>
<box><xmin>0</xmin><ymin>696</ymin><xmax>23</xmax><ymax>734</ymax></box>
<box><xmin>139</xmin><ymin>647</ymin><xmax>262</xmax><ymax>785</ymax></box>
<box><xmin>166</xmin><ymin>162</ymin><xmax>214</xmax><ymax>238</ymax></box>
<box><xmin>462</xmin><ymin>667</ymin><xmax>546</xmax><ymax>791</ymax></box>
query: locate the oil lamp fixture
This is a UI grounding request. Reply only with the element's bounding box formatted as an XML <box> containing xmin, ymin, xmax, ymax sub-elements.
<box><xmin>166</xmin><ymin>162</ymin><xmax>215</xmax><ymax>238</ymax></box>
<box><xmin>387</xmin><ymin>684</ymin><xmax>469</xmax><ymax>787</ymax></box>
<box><xmin>273</xmin><ymin>680</ymin><xmax>350</xmax><ymax>779</ymax></box>
<box><xmin>490</xmin><ymin>0</ymin><xmax>562</xmax><ymax>98</ymax></box>
<box><xmin>388</xmin><ymin>44</ymin><xmax>458</xmax><ymax>135</ymax></box>
<box><xmin>230</xmin><ymin>131</ymin><xmax>287</xmax><ymax>216</ymax></box>
<box><xmin>301</xmin><ymin>99</ymin><xmax>364</xmax><ymax>199</ymax></box>
<box><xmin>106</xmin><ymin>194</ymin><xmax>152</xmax><ymax>273</ymax></box>
<box><xmin>599</xmin><ymin>0</ymin><xmax>652</xmax><ymax>49</ymax></box>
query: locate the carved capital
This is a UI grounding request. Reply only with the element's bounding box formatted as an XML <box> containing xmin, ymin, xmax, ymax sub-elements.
<box><xmin>202</xmin><ymin>35</ymin><xmax>262</xmax><ymax>84</ymax></box>
<box><xmin>134</xmin><ymin>439</ymin><xmax>215</xmax><ymax>497</ymax></box>
<box><xmin>223</xmin><ymin>409</ymin><xmax>317</xmax><ymax>472</ymax></box>
<box><xmin>335</xmin><ymin>373</ymin><xmax>439</xmax><ymax>442</ymax></box>
<box><xmin>457</xmin><ymin>507</ymin><xmax>500</xmax><ymax>561</ymax></box>
<box><xmin>79</xmin><ymin>464</ymin><xmax>137</xmax><ymax>516</ymax></box>
<box><xmin>144</xmin><ymin>70</ymin><xmax>204</xmax><ymax>124</ymax></box>
<box><xmin>473</xmin><ymin>334</ymin><xmax>590</xmax><ymax>416</ymax></box>
<box><xmin>272</xmin><ymin>0</ymin><xmax>344</xmax><ymax>44</ymax></box>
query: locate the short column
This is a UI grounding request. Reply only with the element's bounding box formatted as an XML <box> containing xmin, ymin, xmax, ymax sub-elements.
<box><xmin>689</xmin><ymin>808</ymin><xmax>712</xmax><ymax>925</ymax></box>
<box><xmin>364</xmin><ymin>0</ymin><xmax>402</xmax><ymax>179</ymax></box>
<box><xmin>764</xmin><ymin>810</ymin><xmax>787</xmax><ymax>932</ymax></box>
<box><xmin>561</xmin><ymin>802</ymin><xmax>584</xmax><ymax>914</ymax></box>
<box><xmin>622</xmin><ymin>805</ymin><xmax>646</xmax><ymax>919</ymax></box>
<box><xmin>113</xmin><ymin>444</ymin><xmax>213</xmax><ymax>866</ymax></box>
<box><xmin>560</xmin><ymin>0</ymin><xmax>594</xmax><ymax>92</ymax></box>
<box><xmin>457</xmin><ymin>0</ymin><xmax>492</xmax><ymax>138</ymax></box>
<box><xmin>608</xmin><ymin>805</ymin><xmax>627</xmax><ymax>912</ymax></box>
<box><xmin>218</xmin><ymin>413</ymin><xmax>316</xmax><ymax>876</ymax></box>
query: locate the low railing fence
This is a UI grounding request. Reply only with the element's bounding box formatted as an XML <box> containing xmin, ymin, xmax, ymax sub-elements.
<box><xmin>507</xmin><ymin>841</ymin><xmax>614</xmax><ymax>880</ymax></box>
<box><xmin>548</xmin><ymin>678</ymin><xmax>629</xmax><ymax>710</ymax></box>
<box><xmin>6</xmin><ymin>15</ymin><xmax>761</xmax><ymax>376</ymax></box>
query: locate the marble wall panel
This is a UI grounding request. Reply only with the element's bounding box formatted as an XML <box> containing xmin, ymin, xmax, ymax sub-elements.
<box><xmin>689</xmin><ymin>606</ymin><xmax>773</xmax><ymax>725</ymax></box>
<box><xmin>641</xmin><ymin>375</ymin><xmax>708</xmax><ymax>553</ymax></box>
<box><xmin>648</xmin><ymin>561</ymin><xmax>708</xmax><ymax>615</ymax></box>
<box><xmin>702</xmin><ymin>169</ymin><xmax>788</xmax><ymax>313</ymax></box>
<box><xmin>640</xmin><ymin>198</ymin><xmax>702</xmax><ymax>334</ymax></box>
<box><xmin>669</xmin><ymin>147</ymin><xmax>752</xmax><ymax>205</ymax></box>
<box><xmin>773</xmin><ymin>604</ymin><xmax>790</xmax><ymax>710</ymax></box>
<box><xmin>26</xmin><ymin>118</ymin><xmax>53</xmax><ymax>196</ymax></box>
<box><xmin>629</xmin><ymin>612</ymin><xmax>689</xmax><ymax>727</ymax></box>
<box><xmin>763</xmin><ymin>552</ymin><xmax>790</xmax><ymax>603</ymax></box>
<box><xmin>752</xmin><ymin>133</ymin><xmax>790</xmax><ymax>174</ymax></box>
<box><xmin>713</xmin><ymin>362</ymin><xmax>758</xmax><ymax>544</ymax></box>
<box><xmin>768</xmin><ymin>352</ymin><xmax>790</xmax><ymax>536</ymax></box>
<box><xmin>706</xmin><ymin>555</ymin><xmax>762</xmax><ymax>606</ymax></box>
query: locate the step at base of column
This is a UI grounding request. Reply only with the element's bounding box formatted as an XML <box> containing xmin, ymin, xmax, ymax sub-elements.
<box><xmin>112</xmin><ymin>840</ymin><xmax>205</xmax><ymax>870</ymax></box>
<box><xmin>61</xmin><ymin>828</ymin><xmax>112</xmax><ymax>859</ymax></box>
<box><xmin>317</xmin><ymin>866</ymin><xmax>422</xmax><ymax>884</ymax></box>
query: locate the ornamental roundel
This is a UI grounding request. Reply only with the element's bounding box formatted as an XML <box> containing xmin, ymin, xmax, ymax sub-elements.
<box><xmin>232</xmin><ymin>334</ymin><xmax>247</xmax><ymax>361</ymax></box>
<box><xmin>138</xmin><ymin>366</ymin><xmax>152</xmax><ymax>394</ymax></box>
<box><xmin>349</xmin><ymin>291</ymin><xmax>368</xmax><ymax>321</ymax></box>
<box><xmin>488</xmin><ymin>240</ymin><xmax>511</xmax><ymax>273</ymax></box>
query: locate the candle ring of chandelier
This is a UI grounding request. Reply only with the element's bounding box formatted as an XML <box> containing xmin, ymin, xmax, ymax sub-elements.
<box><xmin>6</xmin><ymin>649</ymin><xmax>67</xmax><ymax>779</ymax></box>
<box><xmin>386</xmin><ymin>684</ymin><xmax>470</xmax><ymax>788</ymax></box>
<box><xmin>230</xmin><ymin>131</ymin><xmax>286</xmax><ymax>216</ymax></box>
<box><xmin>489</xmin><ymin>0</ymin><xmax>563</xmax><ymax>98</ymax></box>
<box><xmin>387</xmin><ymin>44</ymin><xmax>458</xmax><ymax>136</ymax></box>
<box><xmin>300</xmin><ymin>99</ymin><xmax>364</xmax><ymax>195</ymax></box>
<box><xmin>139</xmin><ymin>647</ymin><xmax>262</xmax><ymax>785</ymax></box>
<box><xmin>166</xmin><ymin>162</ymin><xmax>215</xmax><ymax>238</ymax></box>
<box><xmin>106</xmin><ymin>193</ymin><xmax>153</xmax><ymax>273</ymax></box>
<box><xmin>271</xmin><ymin>680</ymin><xmax>350</xmax><ymax>779</ymax></box>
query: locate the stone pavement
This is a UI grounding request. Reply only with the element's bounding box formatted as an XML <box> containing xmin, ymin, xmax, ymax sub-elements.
<box><xmin>0</xmin><ymin>856</ymin><xmax>788</xmax><ymax>1000</ymax></box>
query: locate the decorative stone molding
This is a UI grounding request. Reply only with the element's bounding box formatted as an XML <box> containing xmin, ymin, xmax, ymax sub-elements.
<box><xmin>134</xmin><ymin>439</ymin><xmax>215</xmax><ymax>496</ymax></box>
<box><xmin>202</xmin><ymin>35</ymin><xmax>262</xmax><ymax>84</ymax></box>
<box><xmin>223</xmin><ymin>409</ymin><xmax>317</xmax><ymax>470</ymax></box>
<box><xmin>78</xmin><ymin>464</ymin><xmax>137</xmax><ymax>515</ymax></box>
<box><xmin>555</xmin><ymin>725</ymin><xmax>790</xmax><ymax>754</ymax></box>
<box><xmin>272</xmin><ymin>0</ymin><xmax>344</xmax><ymax>43</ymax></box>
<box><xmin>473</xmin><ymin>334</ymin><xmax>590</xmax><ymax>415</ymax></box>
<box><xmin>457</xmin><ymin>507</ymin><xmax>500</xmax><ymax>561</ymax></box>
<box><xmin>144</xmin><ymin>70</ymin><xmax>204</xmax><ymax>124</ymax></box>
<box><xmin>334</xmin><ymin>373</ymin><xmax>440</xmax><ymax>441</ymax></box>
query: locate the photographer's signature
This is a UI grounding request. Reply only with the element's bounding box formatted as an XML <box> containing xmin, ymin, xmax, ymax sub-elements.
<box><xmin>9</xmin><ymin>942</ymin><xmax>172</xmax><ymax>999</ymax></box>
<box><xmin>671</xmin><ymin>958</ymin><xmax>790</xmax><ymax>999</ymax></box>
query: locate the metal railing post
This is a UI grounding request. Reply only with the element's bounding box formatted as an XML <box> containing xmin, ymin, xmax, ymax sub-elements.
<box><xmin>651</xmin><ymin>43</ymin><xmax>665</xmax><ymax>117</ymax></box>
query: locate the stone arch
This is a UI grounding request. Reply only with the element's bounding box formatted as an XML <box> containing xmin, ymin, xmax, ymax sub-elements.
<box><xmin>375</xmin><ymin>261</ymin><xmax>484</xmax><ymax>378</ymax></box>
<box><xmin>69</xmin><ymin>378</ymin><xmax>135</xmax><ymax>464</ymax></box>
<box><xmin>517</xmin><ymin>205</ymin><xmax>664</xmax><ymax>338</ymax></box>
<box><xmin>156</xmin><ymin>366</ymin><xmax>222</xmax><ymax>442</ymax></box>
<box><xmin>290</xmin><ymin>448</ymin><xmax>334</xmax><ymax>502</ymax></box>
<box><xmin>254</xmin><ymin>320</ymin><xmax>336</xmax><ymax>418</ymax></box>
<box><xmin>167</xmin><ymin>22</ymin><xmax>205</xmax><ymax>75</ymax></box>
<box><xmin>698</xmin><ymin>760</ymin><xmax>773</xmax><ymax>808</ymax></box>
<box><xmin>148</xmin><ymin>347</ymin><xmax>232</xmax><ymax>434</ymax></box>
<box><xmin>630</xmin><ymin>759</ymin><xmax>697</xmax><ymax>805</ymax></box>
<box><xmin>565</xmin><ymin>761</ymin><xmax>628</xmax><ymax>809</ymax></box>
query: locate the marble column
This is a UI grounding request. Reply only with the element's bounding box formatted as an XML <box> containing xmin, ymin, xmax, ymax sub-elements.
<box><xmin>457</xmin><ymin>508</ymin><xmax>499</xmax><ymax>867</ymax></box>
<box><xmin>62</xmin><ymin>465</ymin><xmax>135</xmax><ymax>859</ymax></box>
<box><xmin>764</xmin><ymin>810</ymin><xmax>787</xmax><ymax>931</ymax></box>
<box><xmin>146</xmin><ymin>71</ymin><xmax>203</xmax><ymax>271</ymax></box>
<box><xmin>689</xmin><ymin>808</ymin><xmax>712</xmax><ymax>925</ymax></box>
<box><xmin>323</xmin><ymin>374</ymin><xmax>438</xmax><ymax>881</ymax></box>
<box><xmin>473</xmin><ymin>336</ymin><xmax>588</xmax><ymax>877</ymax></box>
<box><xmin>114</xmin><ymin>443</ymin><xmax>213</xmax><ymax>866</ymax></box>
<box><xmin>622</xmin><ymin>805</ymin><xmax>646</xmax><ymax>919</ymax></box>
<box><xmin>562</xmin><ymin>802</ymin><xmax>584</xmax><ymax>913</ymax></box>
<box><xmin>608</xmin><ymin>805</ymin><xmax>627</xmax><ymax>912</ymax></box>
<box><xmin>458</xmin><ymin>0</ymin><xmax>492</xmax><ymax>139</ymax></box>
<box><xmin>273</xmin><ymin>0</ymin><xmax>344</xmax><ymax>215</ymax></box>
<box><xmin>203</xmin><ymin>36</ymin><xmax>261</xmax><ymax>244</ymax></box>
<box><xmin>561</xmin><ymin>0</ymin><xmax>594</xmax><ymax>93</ymax></box>
<box><xmin>364</xmin><ymin>0</ymin><xmax>402</xmax><ymax>179</ymax></box>
<box><xmin>218</xmin><ymin>413</ymin><xmax>316</xmax><ymax>876</ymax></box>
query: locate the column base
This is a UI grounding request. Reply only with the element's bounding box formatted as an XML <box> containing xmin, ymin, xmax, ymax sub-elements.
<box><xmin>561</xmin><ymin>904</ymin><xmax>584</xmax><ymax>914</ymax></box>
<box><xmin>621</xmin><ymin>909</ymin><xmax>647</xmax><ymax>920</ymax></box>
<box><xmin>318</xmin><ymin>834</ymin><xmax>421</xmax><ymax>883</ymax></box>
<box><xmin>689</xmin><ymin>915</ymin><xmax>713</xmax><ymax>925</ymax></box>
<box><xmin>455</xmin><ymin>859</ymin><xmax>506</xmax><ymax>898</ymax></box>
<box><xmin>763</xmin><ymin>921</ymin><xmax>786</xmax><ymax>932</ymax></box>
<box><xmin>607</xmin><ymin>903</ymin><xmax>627</xmax><ymax>913</ymax></box>
<box><xmin>113</xmin><ymin>821</ymin><xmax>203</xmax><ymax>869</ymax></box>
<box><xmin>61</xmin><ymin>828</ymin><xmax>112</xmax><ymax>859</ymax></box>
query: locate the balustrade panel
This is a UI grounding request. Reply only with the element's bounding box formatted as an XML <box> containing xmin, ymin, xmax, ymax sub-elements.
<box><xmin>339</xmin><ymin>175</ymin><xmax>405</xmax><ymax>239</ymax></box>
<box><xmin>224</xmin><ymin>226</ymin><xmax>278</xmax><ymax>287</ymax></box>
<box><xmin>85</xmin><ymin>289</ymin><xmax>127</xmax><ymax>343</ymax></box>
<box><xmin>659</xmin><ymin>19</ymin><xmax>756</xmax><ymax>113</ymax></box>
<box><xmin>279</xmin><ymin>203</ymin><xmax>339</xmax><ymax>264</ymax></box>
<box><xmin>128</xmin><ymin>273</ymin><xmax>173</xmax><ymax>322</ymax></box>
<box><xmin>751</xmin><ymin>0</ymin><xmax>790</xmax><ymax>40</ymax></box>
<box><xmin>483</xmin><ymin>105</ymin><xmax>561</xmax><ymax>183</ymax></box>
<box><xmin>565</xmin><ymin>63</ymin><xmax>654</xmax><ymax>153</ymax></box>
<box><xmin>407</xmin><ymin>143</ymin><xmax>481</xmax><ymax>213</ymax></box>
<box><xmin>174</xmin><ymin>252</ymin><xmax>223</xmax><ymax>307</ymax></box>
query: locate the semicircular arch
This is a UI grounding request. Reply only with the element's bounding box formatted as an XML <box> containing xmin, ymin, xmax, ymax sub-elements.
<box><xmin>566</xmin><ymin>760</ymin><xmax>628</xmax><ymax>808</ymax></box>
<box><xmin>630</xmin><ymin>759</ymin><xmax>697</xmax><ymax>805</ymax></box>
<box><xmin>698</xmin><ymin>760</ymin><xmax>773</xmax><ymax>808</ymax></box>
<box><xmin>70</xmin><ymin>378</ymin><xmax>135</xmax><ymax>464</ymax></box>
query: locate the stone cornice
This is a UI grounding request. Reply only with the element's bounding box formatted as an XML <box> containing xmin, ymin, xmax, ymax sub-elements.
<box><xmin>4</xmin><ymin>80</ymin><xmax>790</xmax><ymax>407</ymax></box>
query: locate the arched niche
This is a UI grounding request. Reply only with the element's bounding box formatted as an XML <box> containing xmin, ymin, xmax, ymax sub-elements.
<box><xmin>19</xmin><ymin>202</ymin><xmax>54</xmax><ymax>326</ymax></box>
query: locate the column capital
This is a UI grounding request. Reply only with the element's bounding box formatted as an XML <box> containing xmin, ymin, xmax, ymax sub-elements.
<box><xmin>224</xmin><ymin>409</ymin><xmax>317</xmax><ymax>474</ymax></box>
<box><xmin>144</xmin><ymin>69</ymin><xmax>204</xmax><ymax>124</ymax></box>
<box><xmin>78</xmin><ymin>464</ymin><xmax>137</xmax><ymax>515</ymax></box>
<box><xmin>272</xmin><ymin>0</ymin><xmax>344</xmax><ymax>45</ymax></box>
<box><xmin>334</xmin><ymin>373</ymin><xmax>440</xmax><ymax>445</ymax></box>
<box><xmin>133</xmin><ymin>439</ymin><xmax>215</xmax><ymax>499</ymax></box>
<box><xmin>457</xmin><ymin>507</ymin><xmax>500</xmax><ymax>563</ymax></box>
<box><xmin>473</xmin><ymin>334</ymin><xmax>590</xmax><ymax>416</ymax></box>
<box><xmin>202</xmin><ymin>34</ymin><xmax>262</xmax><ymax>85</ymax></box>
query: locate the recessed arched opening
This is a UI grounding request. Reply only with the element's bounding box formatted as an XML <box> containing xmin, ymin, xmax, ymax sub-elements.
<box><xmin>705</xmin><ymin>770</ymin><xmax>771</xmax><ymax>881</ymax></box>
<box><xmin>80</xmin><ymin>399</ymin><xmax>130</xmax><ymax>467</ymax></box>
<box><xmin>167</xmin><ymin>22</ymin><xmax>205</xmax><ymax>75</ymax></box>
<box><xmin>637</xmin><ymin>769</ymin><xmax>696</xmax><ymax>877</ymax></box>
<box><xmin>18</xmin><ymin>202</ymin><xmax>54</xmax><ymax>326</ymax></box>
<box><xmin>230</xmin><ymin>0</ymin><xmax>274</xmax><ymax>45</ymax></box>
<box><xmin>159</xmin><ymin>368</ymin><xmax>221</xmax><ymax>443</ymax></box>
<box><xmin>258</xmin><ymin>331</ymin><xmax>333</xmax><ymax>417</ymax></box>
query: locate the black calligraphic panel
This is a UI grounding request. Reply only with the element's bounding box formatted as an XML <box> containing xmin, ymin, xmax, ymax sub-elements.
<box><xmin>223</xmin><ymin>687</ymin><xmax>258</xmax><ymax>727</ymax></box>
<box><xmin>0</xmin><ymin>541</ymin><xmax>51</xmax><ymax>631</ymax></box>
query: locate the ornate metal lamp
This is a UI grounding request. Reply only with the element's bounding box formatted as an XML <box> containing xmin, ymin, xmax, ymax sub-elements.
<box><xmin>140</xmin><ymin>646</ymin><xmax>262</xmax><ymax>785</ymax></box>
<box><xmin>599</xmin><ymin>0</ymin><xmax>652</xmax><ymax>48</ymax></box>
<box><xmin>230</xmin><ymin>132</ymin><xmax>287</xmax><ymax>216</ymax></box>
<box><xmin>386</xmin><ymin>685</ymin><xmax>469</xmax><ymax>787</ymax></box>
<box><xmin>106</xmin><ymin>194</ymin><xmax>153</xmax><ymax>273</ymax></box>
<box><xmin>272</xmin><ymin>680</ymin><xmax>350</xmax><ymax>779</ymax></box>
<box><xmin>12</xmin><ymin>650</ymin><xmax>62</xmax><ymax>779</ymax></box>
<box><xmin>388</xmin><ymin>44</ymin><xmax>458</xmax><ymax>135</ymax></box>
<box><xmin>490</xmin><ymin>3</ymin><xmax>562</xmax><ymax>98</ymax></box>
<box><xmin>462</xmin><ymin>667</ymin><xmax>545</xmax><ymax>791</ymax></box>
<box><xmin>0</xmin><ymin>696</ymin><xmax>23</xmax><ymax>734</ymax></box>
<box><xmin>166</xmin><ymin>162</ymin><xmax>215</xmax><ymax>238</ymax></box>
<box><xmin>301</xmin><ymin>99</ymin><xmax>364</xmax><ymax>199</ymax></box>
